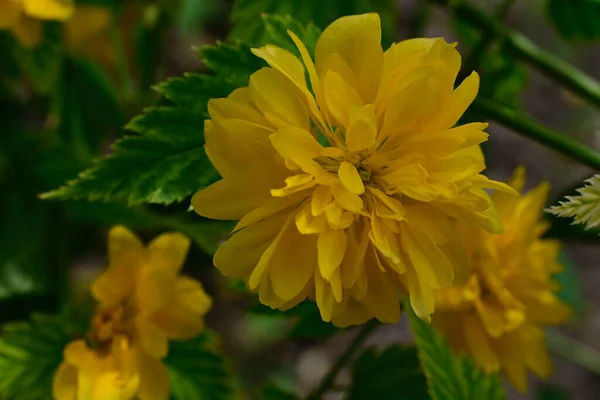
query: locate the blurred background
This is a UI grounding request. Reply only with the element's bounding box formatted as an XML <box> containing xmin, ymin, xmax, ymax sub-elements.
<box><xmin>1</xmin><ymin>0</ymin><xmax>599</xmax><ymax>399</ymax></box>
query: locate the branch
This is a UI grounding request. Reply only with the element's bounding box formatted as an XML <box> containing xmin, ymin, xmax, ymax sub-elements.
<box><xmin>473</xmin><ymin>97</ymin><xmax>600</xmax><ymax>170</ymax></box>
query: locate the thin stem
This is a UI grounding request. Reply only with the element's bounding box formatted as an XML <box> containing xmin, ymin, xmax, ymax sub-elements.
<box><xmin>546</xmin><ymin>329</ymin><xmax>600</xmax><ymax>374</ymax></box>
<box><xmin>306</xmin><ymin>319</ymin><xmax>379</xmax><ymax>400</ymax></box>
<box><xmin>473</xmin><ymin>97</ymin><xmax>600</xmax><ymax>170</ymax></box>
<box><xmin>428</xmin><ymin>0</ymin><xmax>600</xmax><ymax>109</ymax></box>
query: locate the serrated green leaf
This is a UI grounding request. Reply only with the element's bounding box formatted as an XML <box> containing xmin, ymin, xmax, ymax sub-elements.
<box><xmin>546</xmin><ymin>174</ymin><xmax>600</xmax><ymax>231</ymax></box>
<box><xmin>43</xmin><ymin>42</ymin><xmax>263</xmax><ymax>206</ymax></box>
<box><xmin>166</xmin><ymin>330</ymin><xmax>239</xmax><ymax>400</ymax></box>
<box><xmin>347</xmin><ymin>345</ymin><xmax>430</xmax><ymax>400</ymax></box>
<box><xmin>0</xmin><ymin>314</ymin><xmax>72</xmax><ymax>400</ymax></box>
<box><xmin>407</xmin><ymin>304</ymin><xmax>506</xmax><ymax>400</ymax></box>
<box><xmin>229</xmin><ymin>0</ymin><xmax>397</xmax><ymax>47</ymax></box>
<box><xmin>547</xmin><ymin>0</ymin><xmax>600</xmax><ymax>40</ymax></box>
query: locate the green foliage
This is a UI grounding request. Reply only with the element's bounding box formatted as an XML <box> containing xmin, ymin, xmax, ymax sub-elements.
<box><xmin>547</xmin><ymin>0</ymin><xmax>600</xmax><ymax>40</ymax></box>
<box><xmin>166</xmin><ymin>330</ymin><xmax>240</xmax><ymax>400</ymax></box>
<box><xmin>347</xmin><ymin>345</ymin><xmax>430</xmax><ymax>400</ymax></box>
<box><xmin>252</xmin><ymin>300</ymin><xmax>340</xmax><ymax>339</ymax></box>
<box><xmin>537</xmin><ymin>385</ymin><xmax>570</xmax><ymax>400</ymax></box>
<box><xmin>43</xmin><ymin>42</ymin><xmax>264</xmax><ymax>205</ymax></box>
<box><xmin>259</xmin><ymin>383</ymin><xmax>299</xmax><ymax>400</ymax></box>
<box><xmin>260</xmin><ymin>14</ymin><xmax>321</xmax><ymax>58</ymax></box>
<box><xmin>546</xmin><ymin>174</ymin><xmax>600</xmax><ymax>231</ymax></box>
<box><xmin>0</xmin><ymin>314</ymin><xmax>72</xmax><ymax>400</ymax></box>
<box><xmin>230</xmin><ymin>0</ymin><xmax>397</xmax><ymax>46</ymax></box>
<box><xmin>407</xmin><ymin>305</ymin><xmax>505</xmax><ymax>400</ymax></box>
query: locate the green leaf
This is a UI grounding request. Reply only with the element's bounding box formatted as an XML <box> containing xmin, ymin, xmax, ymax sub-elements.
<box><xmin>43</xmin><ymin>42</ymin><xmax>264</xmax><ymax>206</ymax></box>
<box><xmin>546</xmin><ymin>173</ymin><xmax>600</xmax><ymax>231</ymax></box>
<box><xmin>407</xmin><ymin>304</ymin><xmax>506</xmax><ymax>400</ymax></box>
<box><xmin>261</xmin><ymin>14</ymin><xmax>321</xmax><ymax>58</ymax></box>
<box><xmin>537</xmin><ymin>385</ymin><xmax>569</xmax><ymax>400</ymax></box>
<box><xmin>547</xmin><ymin>0</ymin><xmax>600</xmax><ymax>40</ymax></box>
<box><xmin>347</xmin><ymin>345</ymin><xmax>430</xmax><ymax>400</ymax></box>
<box><xmin>0</xmin><ymin>314</ymin><xmax>72</xmax><ymax>400</ymax></box>
<box><xmin>166</xmin><ymin>330</ymin><xmax>240</xmax><ymax>400</ymax></box>
<box><xmin>12</xmin><ymin>22</ymin><xmax>63</xmax><ymax>94</ymax></box>
<box><xmin>251</xmin><ymin>300</ymin><xmax>340</xmax><ymax>339</ymax></box>
<box><xmin>259</xmin><ymin>382</ymin><xmax>299</xmax><ymax>400</ymax></box>
<box><xmin>229</xmin><ymin>0</ymin><xmax>397</xmax><ymax>47</ymax></box>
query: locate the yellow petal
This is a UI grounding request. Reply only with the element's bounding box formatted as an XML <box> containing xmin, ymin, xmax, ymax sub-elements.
<box><xmin>317</xmin><ymin>229</ymin><xmax>347</xmax><ymax>280</ymax></box>
<box><xmin>331</xmin><ymin>179</ymin><xmax>363</xmax><ymax>213</ymax></box>
<box><xmin>345</xmin><ymin>105</ymin><xmax>377</xmax><ymax>152</ymax></box>
<box><xmin>91</xmin><ymin>226</ymin><xmax>143</xmax><ymax>306</ymax></box>
<box><xmin>463</xmin><ymin>314</ymin><xmax>500</xmax><ymax>372</ymax></box>
<box><xmin>270</xmin><ymin>127</ymin><xmax>323</xmax><ymax>166</ymax></box>
<box><xmin>338</xmin><ymin>162</ymin><xmax>365</xmax><ymax>195</ymax></box>
<box><xmin>311</xmin><ymin>185</ymin><xmax>332</xmax><ymax>216</ymax></box>
<box><xmin>52</xmin><ymin>363</ymin><xmax>78</xmax><ymax>400</ymax></box>
<box><xmin>314</xmin><ymin>270</ymin><xmax>335</xmax><ymax>321</ymax></box>
<box><xmin>315</xmin><ymin>13</ymin><xmax>383</xmax><ymax>103</ymax></box>
<box><xmin>135</xmin><ymin>318</ymin><xmax>168</xmax><ymax>359</ymax></box>
<box><xmin>208</xmin><ymin>88</ymin><xmax>271</xmax><ymax>128</ymax></box>
<box><xmin>215</xmin><ymin>213</ymin><xmax>287</xmax><ymax>279</ymax></box>
<box><xmin>150</xmin><ymin>277</ymin><xmax>210</xmax><ymax>339</ymax></box>
<box><xmin>23</xmin><ymin>0</ymin><xmax>74</xmax><ymax>20</ymax></box>
<box><xmin>249</xmin><ymin>67</ymin><xmax>310</xmax><ymax>130</ymax></box>
<box><xmin>296</xmin><ymin>202</ymin><xmax>327</xmax><ymax>234</ymax></box>
<box><xmin>0</xmin><ymin>1</ymin><xmax>22</xmax><ymax>29</ymax></box>
<box><xmin>323</xmin><ymin>69</ymin><xmax>362</xmax><ymax>128</ymax></box>
<box><xmin>146</xmin><ymin>232</ymin><xmax>190</xmax><ymax>275</ymax></box>
<box><xmin>234</xmin><ymin>191</ymin><xmax>308</xmax><ymax>231</ymax></box>
<box><xmin>271</xmin><ymin>174</ymin><xmax>316</xmax><ymax>197</ymax></box>
<box><xmin>192</xmin><ymin>179</ymin><xmax>272</xmax><ymax>221</ymax></box>
<box><xmin>267</xmin><ymin>222</ymin><xmax>317</xmax><ymax>302</ymax></box>
<box><xmin>135</xmin><ymin>348</ymin><xmax>170</xmax><ymax>400</ymax></box>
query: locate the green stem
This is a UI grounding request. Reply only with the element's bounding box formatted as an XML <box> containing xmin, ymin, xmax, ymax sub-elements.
<box><xmin>473</xmin><ymin>97</ymin><xmax>600</xmax><ymax>170</ymax></box>
<box><xmin>428</xmin><ymin>0</ymin><xmax>600</xmax><ymax>109</ymax></box>
<box><xmin>306</xmin><ymin>319</ymin><xmax>379</xmax><ymax>400</ymax></box>
<box><xmin>546</xmin><ymin>329</ymin><xmax>600</xmax><ymax>374</ymax></box>
<box><xmin>460</xmin><ymin>0</ymin><xmax>516</xmax><ymax>79</ymax></box>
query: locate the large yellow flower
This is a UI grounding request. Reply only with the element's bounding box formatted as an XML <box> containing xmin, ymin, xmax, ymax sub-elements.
<box><xmin>53</xmin><ymin>226</ymin><xmax>212</xmax><ymax>400</ymax></box>
<box><xmin>0</xmin><ymin>0</ymin><xmax>73</xmax><ymax>47</ymax></box>
<box><xmin>192</xmin><ymin>13</ymin><xmax>514</xmax><ymax>326</ymax></box>
<box><xmin>432</xmin><ymin>167</ymin><xmax>571</xmax><ymax>392</ymax></box>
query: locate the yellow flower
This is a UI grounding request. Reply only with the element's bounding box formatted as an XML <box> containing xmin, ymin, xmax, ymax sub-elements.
<box><xmin>52</xmin><ymin>226</ymin><xmax>212</xmax><ymax>400</ymax></box>
<box><xmin>0</xmin><ymin>0</ymin><xmax>74</xmax><ymax>47</ymax></box>
<box><xmin>432</xmin><ymin>167</ymin><xmax>571</xmax><ymax>392</ymax></box>
<box><xmin>192</xmin><ymin>13</ymin><xmax>514</xmax><ymax>327</ymax></box>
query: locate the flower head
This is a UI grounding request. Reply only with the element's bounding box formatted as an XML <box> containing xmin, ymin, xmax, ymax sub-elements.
<box><xmin>53</xmin><ymin>226</ymin><xmax>212</xmax><ymax>400</ymax></box>
<box><xmin>192</xmin><ymin>13</ymin><xmax>514</xmax><ymax>326</ymax></box>
<box><xmin>432</xmin><ymin>167</ymin><xmax>571</xmax><ymax>392</ymax></box>
<box><xmin>0</xmin><ymin>0</ymin><xmax>74</xmax><ymax>47</ymax></box>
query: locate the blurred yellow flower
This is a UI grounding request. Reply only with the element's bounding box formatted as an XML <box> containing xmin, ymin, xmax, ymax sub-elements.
<box><xmin>0</xmin><ymin>0</ymin><xmax>74</xmax><ymax>47</ymax></box>
<box><xmin>192</xmin><ymin>13</ymin><xmax>515</xmax><ymax>327</ymax></box>
<box><xmin>52</xmin><ymin>226</ymin><xmax>212</xmax><ymax>400</ymax></box>
<box><xmin>432</xmin><ymin>167</ymin><xmax>571</xmax><ymax>392</ymax></box>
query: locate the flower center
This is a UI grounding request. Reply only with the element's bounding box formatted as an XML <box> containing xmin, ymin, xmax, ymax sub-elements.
<box><xmin>88</xmin><ymin>304</ymin><xmax>135</xmax><ymax>354</ymax></box>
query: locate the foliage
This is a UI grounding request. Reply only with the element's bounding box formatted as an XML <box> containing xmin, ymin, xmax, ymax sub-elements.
<box><xmin>407</xmin><ymin>305</ymin><xmax>505</xmax><ymax>400</ymax></box>
<box><xmin>0</xmin><ymin>315</ymin><xmax>72</xmax><ymax>400</ymax></box>
<box><xmin>166</xmin><ymin>330</ymin><xmax>240</xmax><ymax>400</ymax></box>
<box><xmin>547</xmin><ymin>174</ymin><xmax>600</xmax><ymax>230</ymax></box>
<box><xmin>230</xmin><ymin>0</ymin><xmax>397</xmax><ymax>45</ymax></box>
<box><xmin>546</xmin><ymin>0</ymin><xmax>600</xmax><ymax>40</ymax></box>
<box><xmin>347</xmin><ymin>345</ymin><xmax>430</xmax><ymax>400</ymax></box>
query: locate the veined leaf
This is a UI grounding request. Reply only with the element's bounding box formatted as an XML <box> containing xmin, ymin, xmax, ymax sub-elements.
<box><xmin>347</xmin><ymin>345</ymin><xmax>430</xmax><ymax>400</ymax></box>
<box><xmin>166</xmin><ymin>330</ymin><xmax>240</xmax><ymax>400</ymax></box>
<box><xmin>0</xmin><ymin>314</ymin><xmax>72</xmax><ymax>400</ymax></box>
<box><xmin>43</xmin><ymin>42</ymin><xmax>264</xmax><ymax>206</ymax></box>
<box><xmin>546</xmin><ymin>174</ymin><xmax>600</xmax><ymax>231</ymax></box>
<box><xmin>407</xmin><ymin>304</ymin><xmax>506</xmax><ymax>400</ymax></box>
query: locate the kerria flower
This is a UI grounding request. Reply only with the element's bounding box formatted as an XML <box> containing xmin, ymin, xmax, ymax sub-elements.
<box><xmin>0</xmin><ymin>0</ymin><xmax>73</xmax><ymax>47</ymax></box>
<box><xmin>432</xmin><ymin>167</ymin><xmax>571</xmax><ymax>392</ymax></box>
<box><xmin>52</xmin><ymin>226</ymin><xmax>212</xmax><ymax>400</ymax></box>
<box><xmin>192</xmin><ymin>13</ymin><xmax>515</xmax><ymax>327</ymax></box>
